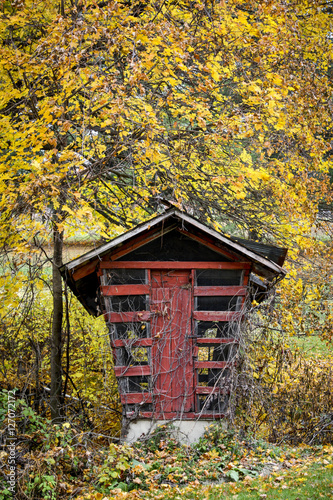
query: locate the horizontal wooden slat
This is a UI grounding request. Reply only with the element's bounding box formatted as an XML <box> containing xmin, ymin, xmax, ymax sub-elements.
<box><xmin>195</xmin><ymin>361</ymin><xmax>230</xmax><ymax>369</ymax></box>
<box><xmin>105</xmin><ymin>311</ymin><xmax>150</xmax><ymax>323</ymax></box>
<box><xmin>127</xmin><ymin>411</ymin><xmax>225</xmax><ymax>419</ymax></box>
<box><xmin>120</xmin><ymin>393</ymin><xmax>153</xmax><ymax>404</ymax></box>
<box><xmin>111</xmin><ymin>338</ymin><xmax>152</xmax><ymax>348</ymax></box>
<box><xmin>114</xmin><ymin>365</ymin><xmax>151</xmax><ymax>377</ymax></box>
<box><xmin>194</xmin><ymin>412</ymin><xmax>226</xmax><ymax>418</ymax></box>
<box><xmin>193</xmin><ymin>311</ymin><xmax>241</xmax><ymax>322</ymax></box>
<box><xmin>194</xmin><ymin>286</ymin><xmax>246</xmax><ymax>296</ymax></box>
<box><xmin>101</xmin><ymin>284</ymin><xmax>150</xmax><ymax>296</ymax></box>
<box><xmin>100</xmin><ymin>261</ymin><xmax>251</xmax><ymax>270</ymax></box>
<box><xmin>196</xmin><ymin>338</ymin><xmax>238</xmax><ymax>344</ymax></box>
<box><xmin>195</xmin><ymin>386</ymin><xmax>229</xmax><ymax>395</ymax></box>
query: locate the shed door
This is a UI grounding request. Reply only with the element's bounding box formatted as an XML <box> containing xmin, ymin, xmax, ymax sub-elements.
<box><xmin>151</xmin><ymin>270</ymin><xmax>194</xmax><ymax>416</ymax></box>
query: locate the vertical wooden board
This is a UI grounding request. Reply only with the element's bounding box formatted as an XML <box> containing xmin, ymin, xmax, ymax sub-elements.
<box><xmin>170</xmin><ymin>286</ymin><xmax>194</xmax><ymax>413</ymax></box>
<box><xmin>150</xmin><ymin>270</ymin><xmax>195</xmax><ymax>417</ymax></box>
<box><xmin>151</xmin><ymin>285</ymin><xmax>172</xmax><ymax>413</ymax></box>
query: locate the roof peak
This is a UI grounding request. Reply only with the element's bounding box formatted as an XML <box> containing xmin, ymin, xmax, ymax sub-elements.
<box><xmin>61</xmin><ymin>207</ymin><xmax>286</xmax><ymax>277</ymax></box>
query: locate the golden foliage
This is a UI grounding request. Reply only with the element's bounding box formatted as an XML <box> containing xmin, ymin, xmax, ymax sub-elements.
<box><xmin>0</xmin><ymin>0</ymin><xmax>332</xmax><ymax>247</ymax></box>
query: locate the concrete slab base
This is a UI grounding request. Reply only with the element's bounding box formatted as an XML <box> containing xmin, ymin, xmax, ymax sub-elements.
<box><xmin>124</xmin><ymin>419</ymin><xmax>227</xmax><ymax>445</ymax></box>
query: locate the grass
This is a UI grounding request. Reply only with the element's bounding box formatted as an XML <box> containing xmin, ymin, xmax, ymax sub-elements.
<box><xmin>214</xmin><ymin>461</ymin><xmax>333</xmax><ymax>499</ymax></box>
<box><xmin>289</xmin><ymin>334</ymin><xmax>332</xmax><ymax>358</ymax></box>
<box><xmin>127</xmin><ymin>460</ymin><xmax>333</xmax><ymax>500</ymax></box>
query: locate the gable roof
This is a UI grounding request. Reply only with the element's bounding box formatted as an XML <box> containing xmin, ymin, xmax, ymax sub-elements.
<box><xmin>60</xmin><ymin>207</ymin><xmax>287</xmax><ymax>315</ymax></box>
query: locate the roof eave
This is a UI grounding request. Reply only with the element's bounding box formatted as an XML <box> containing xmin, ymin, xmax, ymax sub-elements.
<box><xmin>60</xmin><ymin>208</ymin><xmax>178</xmax><ymax>273</ymax></box>
<box><xmin>173</xmin><ymin>210</ymin><xmax>286</xmax><ymax>278</ymax></box>
<box><xmin>60</xmin><ymin>208</ymin><xmax>286</xmax><ymax>280</ymax></box>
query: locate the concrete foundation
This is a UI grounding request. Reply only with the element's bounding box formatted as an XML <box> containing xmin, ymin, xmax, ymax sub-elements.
<box><xmin>124</xmin><ymin>419</ymin><xmax>227</xmax><ymax>445</ymax></box>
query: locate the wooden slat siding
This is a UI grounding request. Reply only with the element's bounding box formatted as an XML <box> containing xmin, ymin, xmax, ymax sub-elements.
<box><xmin>126</xmin><ymin>411</ymin><xmax>225</xmax><ymax>419</ymax></box>
<box><xmin>193</xmin><ymin>311</ymin><xmax>241</xmax><ymax>322</ymax></box>
<box><xmin>177</xmin><ymin>228</ymin><xmax>242</xmax><ymax>261</ymax></box>
<box><xmin>194</xmin><ymin>286</ymin><xmax>247</xmax><ymax>296</ymax></box>
<box><xmin>191</xmin><ymin>268</ymin><xmax>195</xmax><ymax>325</ymax></box>
<box><xmin>114</xmin><ymin>365</ymin><xmax>151</xmax><ymax>377</ymax></box>
<box><xmin>196</xmin><ymin>338</ymin><xmax>238</xmax><ymax>345</ymax></box>
<box><xmin>195</xmin><ymin>387</ymin><xmax>230</xmax><ymax>394</ymax></box>
<box><xmin>150</xmin><ymin>270</ymin><xmax>195</xmax><ymax>415</ymax></box>
<box><xmin>105</xmin><ymin>224</ymin><xmax>177</xmax><ymax>261</ymax></box>
<box><xmin>120</xmin><ymin>393</ymin><xmax>153</xmax><ymax>404</ymax></box>
<box><xmin>72</xmin><ymin>259</ymin><xmax>99</xmax><ymax>281</ymax></box>
<box><xmin>172</xmin><ymin>284</ymin><xmax>194</xmax><ymax>413</ymax></box>
<box><xmin>195</xmin><ymin>412</ymin><xmax>225</xmax><ymax>418</ymax></box>
<box><xmin>195</xmin><ymin>361</ymin><xmax>230</xmax><ymax>369</ymax></box>
<box><xmin>106</xmin><ymin>311</ymin><xmax>151</xmax><ymax>323</ymax></box>
<box><xmin>191</xmin><ymin>269</ymin><xmax>195</xmax><ymax>350</ymax></box>
<box><xmin>100</xmin><ymin>261</ymin><xmax>251</xmax><ymax>270</ymax></box>
<box><xmin>101</xmin><ymin>284</ymin><xmax>150</xmax><ymax>296</ymax></box>
<box><xmin>111</xmin><ymin>339</ymin><xmax>152</xmax><ymax>348</ymax></box>
<box><xmin>151</xmin><ymin>284</ymin><xmax>170</xmax><ymax>413</ymax></box>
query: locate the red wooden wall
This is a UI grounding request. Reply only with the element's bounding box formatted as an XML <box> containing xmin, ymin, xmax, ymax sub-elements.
<box><xmin>99</xmin><ymin>260</ymin><xmax>251</xmax><ymax>420</ymax></box>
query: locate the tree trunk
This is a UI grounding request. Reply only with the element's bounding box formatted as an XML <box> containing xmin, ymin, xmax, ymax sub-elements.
<box><xmin>50</xmin><ymin>224</ymin><xmax>64</xmax><ymax>422</ymax></box>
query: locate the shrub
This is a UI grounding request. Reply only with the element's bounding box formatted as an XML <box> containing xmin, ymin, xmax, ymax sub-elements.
<box><xmin>232</xmin><ymin>324</ymin><xmax>333</xmax><ymax>444</ymax></box>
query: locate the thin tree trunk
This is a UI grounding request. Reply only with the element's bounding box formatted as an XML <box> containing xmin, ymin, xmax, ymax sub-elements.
<box><xmin>63</xmin><ymin>282</ymin><xmax>70</xmax><ymax>401</ymax></box>
<box><xmin>50</xmin><ymin>224</ymin><xmax>64</xmax><ymax>422</ymax></box>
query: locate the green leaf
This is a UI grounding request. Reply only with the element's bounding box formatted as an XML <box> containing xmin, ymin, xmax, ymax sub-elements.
<box><xmin>226</xmin><ymin>469</ymin><xmax>239</xmax><ymax>482</ymax></box>
<box><xmin>117</xmin><ymin>482</ymin><xmax>128</xmax><ymax>492</ymax></box>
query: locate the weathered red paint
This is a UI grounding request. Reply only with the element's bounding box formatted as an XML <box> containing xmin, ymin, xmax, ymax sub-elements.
<box><xmin>111</xmin><ymin>339</ymin><xmax>152</xmax><ymax>348</ymax></box>
<box><xmin>72</xmin><ymin>260</ymin><xmax>98</xmax><ymax>281</ymax></box>
<box><xmin>120</xmin><ymin>393</ymin><xmax>153</xmax><ymax>404</ymax></box>
<box><xmin>114</xmin><ymin>365</ymin><xmax>151</xmax><ymax>377</ymax></box>
<box><xmin>126</xmin><ymin>411</ymin><xmax>226</xmax><ymax>420</ymax></box>
<box><xmin>151</xmin><ymin>270</ymin><xmax>195</xmax><ymax>414</ymax></box>
<box><xmin>193</xmin><ymin>311</ymin><xmax>242</xmax><ymax>321</ymax></box>
<box><xmin>101</xmin><ymin>284</ymin><xmax>150</xmax><ymax>296</ymax></box>
<box><xmin>106</xmin><ymin>311</ymin><xmax>151</xmax><ymax>322</ymax></box>
<box><xmin>196</xmin><ymin>338</ymin><xmax>239</xmax><ymax>345</ymax></box>
<box><xmin>194</xmin><ymin>286</ymin><xmax>246</xmax><ymax>296</ymax></box>
<box><xmin>101</xmin><ymin>264</ymin><xmax>248</xmax><ymax>418</ymax></box>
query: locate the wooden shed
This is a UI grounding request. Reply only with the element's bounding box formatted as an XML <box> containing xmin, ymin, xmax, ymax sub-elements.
<box><xmin>61</xmin><ymin>208</ymin><xmax>287</xmax><ymax>433</ymax></box>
